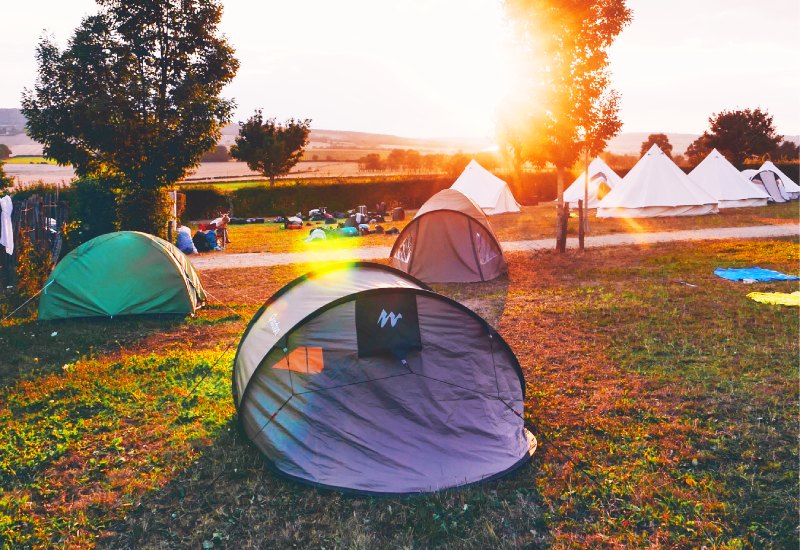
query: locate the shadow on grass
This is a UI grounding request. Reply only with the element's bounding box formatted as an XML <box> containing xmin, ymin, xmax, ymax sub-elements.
<box><xmin>432</xmin><ymin>275</ymin><xmax>510</xmax><ymax>328</ymax></box>
<box><xmin>99</xmin><ymin>417</ymin><xmax>549</xmax><ymax>549</ymax></box>
<box><xmin>0</xmin><ymin>316</ymin><xmax>186</xmax><ymax>388</ymax></box>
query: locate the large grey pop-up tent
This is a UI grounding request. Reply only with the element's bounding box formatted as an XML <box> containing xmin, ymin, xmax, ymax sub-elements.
<box><xmin>233</xmin><ymin>262</ymin><xmax>536</xmax><ymax>494</ymax></box>
<box><xmin>390</xmin><ymin>189</ymin><xmax>507</xmax><ymax>283</ymax></box>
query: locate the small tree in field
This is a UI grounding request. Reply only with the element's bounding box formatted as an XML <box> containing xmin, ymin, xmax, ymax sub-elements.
<box><xmin>22</xmin><ymin>0</ymin><xmax>238</xmax><ymax>236</ymax></box>
<box><xmin>230</xmin><ymin>111</ymin><xmax>311</xmax><ymax>186</ymax></box>
<box><xmin>0</xmin><ymin>145</ymin><xmax>11</xmax><ymax>160</ymax></box>
<box><xmin>640</xmin><ymin>133</ymin><xmax>673</xmax><ymax>158</ymax></box>
<box><xmin>687</xmin><ymin>108</ymin><xmax>782</xmax><ymax>166</ymax></box>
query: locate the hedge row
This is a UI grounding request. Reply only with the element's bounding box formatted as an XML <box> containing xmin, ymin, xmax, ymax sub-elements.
<box><xmin>182</xmin><ymin>172</ymin><xmax>561</xmax><ymax>220</ymax></box>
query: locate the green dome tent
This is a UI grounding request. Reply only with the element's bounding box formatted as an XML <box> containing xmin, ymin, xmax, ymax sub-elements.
<box><xmin>39</xmin><ymin>231</ymin><xmax>206</xmax><ymax>320</ymax></box>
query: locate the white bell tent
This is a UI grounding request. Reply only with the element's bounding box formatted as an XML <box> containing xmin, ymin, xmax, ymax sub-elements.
<box><xmin>562</xmin><ymin>158</ymin><xmax>623</xmax><ymax>208</ymax></box>
<box><xmin>597</xmin><ymin>145</ymin><xmax>718</xmax><ymax>218</ymax></box>
<box><xmin>688</xmin><ymin>149</ymin><xmax>769</xmax><ymax>208</ymax></box>
<box><xmin>450</xmin><ymin>160</ymin><xmax>521</xmax><ymax>215</ymax></box>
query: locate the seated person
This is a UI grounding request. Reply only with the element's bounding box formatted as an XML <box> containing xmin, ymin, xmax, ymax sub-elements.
<box><xmin>176</xmin><ymin>224</ymin><xmax>198</xmax><ymax>255</ymax></box>
<box><xmin>210</xmin><ymin>213</ymin><xmax>231</xmax><ymax>245</ymax></box>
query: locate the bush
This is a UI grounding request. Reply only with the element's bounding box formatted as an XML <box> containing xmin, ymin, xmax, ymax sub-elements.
<box><xmin>68</xmin><ymin>177</ymin><xmax>119</xmax><ymax>244</ymax></box>
<box><xmin>116</xmin><ymin>186</ymin><xmax>172</xmax><ymax>238</ymax></box>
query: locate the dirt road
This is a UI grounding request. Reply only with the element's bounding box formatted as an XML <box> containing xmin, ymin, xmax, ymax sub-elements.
<box><xmin>189</xmin><ymin>224</ymin><xmax>799</xmax><ymax>271</ymax></box>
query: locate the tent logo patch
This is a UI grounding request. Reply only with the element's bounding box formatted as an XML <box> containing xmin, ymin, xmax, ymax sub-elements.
<box><xmin>377</xmin><ymin>309</ymin><xmax>403</xmax><ymax>328</ymax></box>
<box><xmin>356</xmin><ymin>292</ymin><xmax>421</xmax><ymax>358</ymax></box>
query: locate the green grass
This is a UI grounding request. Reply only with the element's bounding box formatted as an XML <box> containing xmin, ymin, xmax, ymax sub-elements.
<box><xmin>0</xmin><ymin>238</ymin><xmax>798</xmax><ymax>548</ymax></box>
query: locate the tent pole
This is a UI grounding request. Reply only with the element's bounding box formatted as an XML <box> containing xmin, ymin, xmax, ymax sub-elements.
<box><xmin>583</xmin><ymin>147</ymin><xmax>589</xmax><ymax>234</ymax></box>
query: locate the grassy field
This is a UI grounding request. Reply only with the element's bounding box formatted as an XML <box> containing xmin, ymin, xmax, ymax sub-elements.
<box><xmin>0</xmin><ymin>237</ymin><xmax>797</xmax><ymax>548</ymax></box>
<box><xmin>4</xmin><ymin>156</ymin><xmax>58</xmax><ymax>165</ymax></box>
<box><xmin>199</xmin><ymin>201</ymin><xmax>799</xmax><ymax>255</ymax></box>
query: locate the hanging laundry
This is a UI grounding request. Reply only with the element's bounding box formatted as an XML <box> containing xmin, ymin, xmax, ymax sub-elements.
<box><xmin>0</xmin><ymin>196</ymin><xmax>13</xmax><ymax>255</ymax></box>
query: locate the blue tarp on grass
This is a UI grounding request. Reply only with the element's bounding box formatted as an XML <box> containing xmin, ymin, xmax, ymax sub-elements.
<box><xmin>714</xmin><ymin>267</ymin><xmax>800</xmax><ymax>282</ymax></box>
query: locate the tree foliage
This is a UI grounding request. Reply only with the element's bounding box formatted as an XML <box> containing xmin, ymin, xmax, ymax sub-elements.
<box><xmin>0</xmin><ymin>144</ymin><xmax>11</xmax><ymax>160</ymax></box>
<box><xmin>0</xmin><ymin>162</ymin><xmax>12</xmax><ymax>190</ymax></box>
<box><xmin>21</xmin><ymin>0</ymin><xmax>238</xmax><ymax>234</ymax></box>
<box><xmin>500</xmin><ymin>0</ymin><xmax>631</xmax><ymax>202</ymax></box>
<box><xmin>230</xmin><ymin>111</ymin><xmax>311</xmax><ymax>186</ymax></box>
<box><xmin>686</xmin><ymin>108</ymin><xmax>782</xmax><ymax>166</ymax></box>
<box><xmin>640</xmin><ymin>133</ymin><xmax>673</xmax><ymax>158</ymax></box>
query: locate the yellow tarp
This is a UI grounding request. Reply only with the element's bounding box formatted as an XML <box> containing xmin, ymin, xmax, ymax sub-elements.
<box><xmin>746</xmin><ymin>291</ymin><xmax>800</xmax><ymax>307</ymax></box>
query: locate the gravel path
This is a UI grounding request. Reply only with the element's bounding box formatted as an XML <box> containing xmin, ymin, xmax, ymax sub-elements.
<box><xmin>190</xmin><ymin>224</ymin><xmax>799</xmax><ymax>271</ymax></box>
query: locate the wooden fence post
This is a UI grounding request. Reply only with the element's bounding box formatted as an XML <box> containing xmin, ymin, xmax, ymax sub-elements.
<box><xmin>578</xmin><ymin>199</ymin><xmax>585</xmax><ymax>251</ymax></box>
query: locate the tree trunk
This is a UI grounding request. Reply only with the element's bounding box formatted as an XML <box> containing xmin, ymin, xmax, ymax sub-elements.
<box><xmin>556</xmin><ymin>164</ymin><xmax>566</xmax><ymax>205</ymax></box>
<box><xmin>270</xmin><ymin>174</ymin><xmax>275</xmax><ymax>187</ymax></box>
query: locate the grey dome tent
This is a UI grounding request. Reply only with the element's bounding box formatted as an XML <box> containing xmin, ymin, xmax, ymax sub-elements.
<box><xmin>233</xmin><ymin>262</ymin><xmax>536</xmax><ymax>494</ymax></box>
<box><xmin>389</xmin><ymin>189</ymin><xmax>507</xmax><ymax>283</ymax></box>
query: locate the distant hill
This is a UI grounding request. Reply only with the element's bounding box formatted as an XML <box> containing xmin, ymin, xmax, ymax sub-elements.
<box><xmin>1</xmin><ymin>108</ymin><xmax>797</xmax><ymax>158</ymax></box>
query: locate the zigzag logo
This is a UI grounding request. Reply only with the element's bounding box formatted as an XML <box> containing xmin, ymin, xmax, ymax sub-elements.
<box><xmin>377</xmin><ymin>309</ymin><xmax>403</xmax><ymax>328</ymax></box>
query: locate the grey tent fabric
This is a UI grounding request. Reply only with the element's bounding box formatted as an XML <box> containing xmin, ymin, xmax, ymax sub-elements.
<box><xmin>390</xmin><ymin>189</ymin><xmax>507</xmax><ymax>283</ymax></box>
<box><xmin>233</xmin><ymin>262</ymin><xmax>535</xmax><ymax>494</ymax></box>
<box><xmin>750</xmin><ymin>171</ymin><xmax>787</xmax><ymax>202</ymax></box>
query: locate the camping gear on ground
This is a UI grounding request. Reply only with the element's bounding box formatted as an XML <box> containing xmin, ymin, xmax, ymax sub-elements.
<box><xmin>385</xmin><ymin>227</ymin><xmax>399</xmax><ymax>235</ymax></box>
<box><xmin>233</xmin><ymin>261</ymin><xmax>536</xmax><ymax>494</ymax></box>
<box><xmin>357</xmin><ymin>205</ymin><xmax>367</xmax><ymax>215</ymax></box>
<box><xmin>338</xmin><ymin>227</ymin><xmax>358</xmax><ymax>237</ymax></box>
<box><xmin>38</xmin><ymin>231</ymin><xmax>205</xmax><ymax>320</ymax></box>
<box><xmin>0</xmin><ymin>196</ymin><xmax>13</xmax><ymax>255</ymax></box>
<box><xmin>391</xmin><ymin>207</ymin><xmax>405</xmax><ymax>221</ymax></box>
<box><xmin>288</xmin><ymin>216</ymin><xmax>302</xmax><ymax>225</ymax></box>
<box><xmin>713</xmin><ymin>267</ymin><xmax>799</xmax><ymax>282</ymax></box>
<box><xmin>309</xmin><ymin>213</ymin><xmax>326</xmax><ymax>221</ymax></box>
<box><xmin>344</xmin><ymin>216</ymin><xmax>358</xmax><ymax>228</ymax></box>
<box><xmin>390</xmin><ymin>189</ymin><xmax>507</xmax><ymax>283</ymax></box>
<box><xmin>688</xmin><ymin>150</ymin><xmax>769</xmax><ymax>208</ymax></box>
<box><xmin>324</xmin><ymin>218</ymin><xmax>337</xmax><ymax>225</ymax></box>
<box><xmin>193</xmin><ymin>230</ymin><xmax>215</xmax><ymax>252</ymax></box>
<box><xmin>450</xmin><ymin>159</ymin><xmax>521</xmax><ymax>215</ymax></box>
<box><xmin>747</xmin><ymin>291</ymin><xmax>800</xmax><ymax>307</ymax></box>
<box><xmin>305</xmin><ymin>228</ymin><xmax>327</xmax><ymax>242</ymax></box>
<box><xmin>374</xmin><ymin>225</ymin><xmax>385</xmax><ymax>234</ymax></box>
<box><xmin>563</xmin><ymin>157</ymin><xmax>623</xmax><ymax>209</ymax></box>
<box><xmin>597</xmin><ymin>145</ymin><xmax>719</xmax><ymax>218</ymax></box>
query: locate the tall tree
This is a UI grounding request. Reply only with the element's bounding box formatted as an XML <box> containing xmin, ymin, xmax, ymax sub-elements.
<box><xmin>500</xmin><ymin>0</ymin><xmax>631</xmax><ymax>204</ymax></box>
<box><xmin>686</xmin><ymin>108</ymin><xmax>782</xmax><ymax>166</ymax></box>
<box><xmin>230</xmin><ymin>111</ymin><xmax>311</xmax><ymax>186</ymax></box>
<box><xmin>640</xmin><ymin>133</ymin><xmax>673</xmax><ymax>158</ymax></box>
<box><xmin>21</xmin><ymin>0</ymin><xmax>238</xmax><ymax>235</ymax></box>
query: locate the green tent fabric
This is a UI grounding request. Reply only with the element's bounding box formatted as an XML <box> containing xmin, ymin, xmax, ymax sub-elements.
<box><xmin>39</xmin><ymin>231</ymin><xmax>206</xmax><ymax>320</ymax></box>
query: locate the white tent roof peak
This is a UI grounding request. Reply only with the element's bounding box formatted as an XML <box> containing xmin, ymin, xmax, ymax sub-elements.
<box><xmin>688</xmin><ymin>149</ymin><xmax>770</xmax><ymax>208</ymax></box>
<box><xmin>450</xmin><ymin>160</ymin><xmax>521</xmax><ymax>215</ymax></box>
<box><xmin>562</xmin><ymin>157</ymin><xmax>623</xmax><ymax>208</ymax></box>
<box><xmin>597</xmin><ymin>142</ymin><xmax>719</xmax><ymax>217</ymax></box>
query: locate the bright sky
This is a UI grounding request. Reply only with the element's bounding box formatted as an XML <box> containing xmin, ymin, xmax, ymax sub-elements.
<box><xmin>1</xmin><ymin>0</ymin><xmax>798</xmax><ymax>139</ymax></box>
